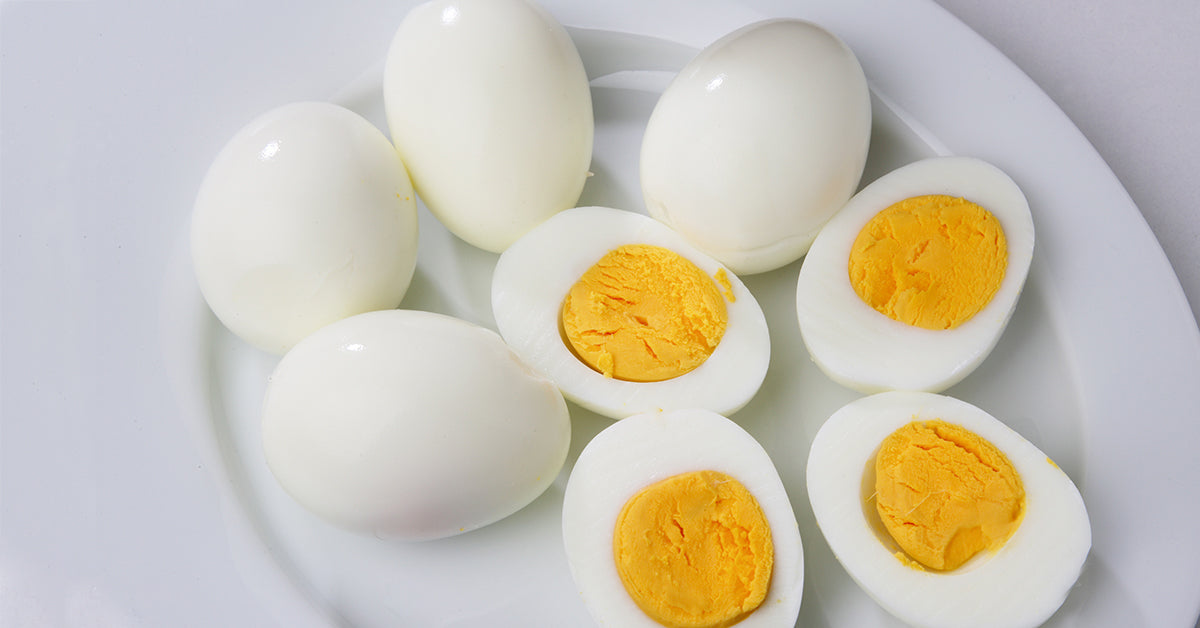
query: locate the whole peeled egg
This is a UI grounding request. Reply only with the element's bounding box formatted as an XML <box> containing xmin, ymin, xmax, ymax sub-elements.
<box><xmin>261</xmin><ymin>309</ymin><xmax>571</xmax><ymax>540</ymax></box>
<box><xmin>640</xmin><ymin>18</ymin><xmax>871</xmax><ymax>275</ymax></box>
<box><xmin>191</xmin><ymin>102</ymin><xmax>419</xmax><ymax>355</ymax></box>
<box><xmin>492</xmin><ymin>206</ymin><xmax>770</xmax><ymax>420</ymax></box>
<box><xmin>383</xmin><ymin>0</ymin><xmax>594</xmax><ymax>253</ymax></box>
<box><xmin>807</xmin><ymin>391</ymin><xmax>1090</xmax><ymax>628</ymax></box>
<box><xmin>563</xmin><ymin>408</ymin><xmax>804</xmax><ymax>628</ymax></box>
<box><xmin>795</xmin><ymin>157</ymin><xmax>1035</xmax><ymax>393</ymax></box>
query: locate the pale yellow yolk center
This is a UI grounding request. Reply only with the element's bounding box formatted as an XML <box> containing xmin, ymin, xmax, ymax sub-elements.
<box><xmin>561</xmin><ymin>244</ymin><xmax>730</xmax><ymax>382</ymax></box>
<box><xmin>874</xmin><ymin>420</ymin><xmax>1025</xmax><ymax>571</ymax></box>
<box><xmin>614</xmin><ymin>470</ymin><xmax>774</xmax><ymax>628</ymax></box>
<box><xmin>848</xmin><ymin>195</ymin><xmax>1007</xmax><ymax>330</ymax></box>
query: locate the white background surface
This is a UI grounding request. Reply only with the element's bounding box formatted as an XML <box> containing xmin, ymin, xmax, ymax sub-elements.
<box><xmin>2</xmin><ymin>1</ymin><xmax>1198</xmax><ymax>627</ymax></box>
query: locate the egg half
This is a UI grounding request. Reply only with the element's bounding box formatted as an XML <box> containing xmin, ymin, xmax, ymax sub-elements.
<box><xmin>807</xmin><ymin>391</ymin><xmax>1090</xmax><ymax>628</ymax></box>
<box><xmin>261</xmin><ymin>309</ymin><xmax>570</xmax><ymax>540</ymax></box>
<box><xmin>383</xmin><ymin>0</ymin><xmax>594</xmax><ymax>253</ymax></box>
<box><xmin>641</xmin><ymin>18</ymin><xmax>871</xmax><ymax>275</ymax></box>
<box><xmin>795</xmin><ymin>157</ymin><xmax>1035</xmax><ymax>393</ymax></box>
<box><xmin>563</xmin><ymin>408</ymin><xmax>804</xmax><ymax>627</ymax></box>
<box><xmin>491</xmin><ymin>206</ymin><xmax>770</xmax><ymax>420</ymax></box>
<box><xmin>191</xmin><ymin>101</ymin><xmax>419</xmax><ymax>355</ymax></box>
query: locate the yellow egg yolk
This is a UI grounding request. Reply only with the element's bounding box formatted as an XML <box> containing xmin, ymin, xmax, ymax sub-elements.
<box><xmin>561</xmin><ymin>244</ymin><xmax>729</xmax><ymax>382</ymax></box>
<box><xmin>874</xmin><ymin>420</ymin><xmax>1025</xmax><ymax>571</ymax></box>
<box><xmin>613</xmin><ymin>470</ymin><xmax>774</xmax><ymax>628</ymax></box>
<box><xmin>848</xmin><ymin>195</ymin><xmax>1007</xmax><ymax>330</ymax></box>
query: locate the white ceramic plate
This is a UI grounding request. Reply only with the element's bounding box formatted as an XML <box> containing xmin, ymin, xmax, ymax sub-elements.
<box><xmin>4</xmin><ymin>0</ymin><xmax>1199</xmax><ymax>626</ymax></box>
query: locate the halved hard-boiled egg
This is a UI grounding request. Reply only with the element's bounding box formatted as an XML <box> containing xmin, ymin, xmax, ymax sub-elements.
<box><xmin>563</xmin><ymin>408</ymin><xmax>804</xmax><ymax>627</ymax></box>
<box><xmin>795</xmin><ymin>157</ymin><xmax>1035</xmax><ymax>393</ymax></box>
<box><xmin>261</xmin><ymin>309</ymin><xmax>570</xmax><ymax>540</ymax></box>
<box><xmin>807</xmin><ymin>391</ymin><xmax>1090</xmax><ymax>628</ymax></box>
<box><xmin>491</xmin><ymin>206</ymin><xmax>770</xmax><ymax>419</ymax></box>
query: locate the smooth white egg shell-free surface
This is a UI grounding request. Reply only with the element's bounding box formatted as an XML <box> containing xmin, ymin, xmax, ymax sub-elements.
<box><xmin>191</xmin><ymin>101</ymin><xmax>419</xmax><ymax>355</ymax></box>
<box><xmin>807</xmin><ymin>391</ymin><xmax>1091</xmax><ymax>628</ymax></box>
<box><xmin>382</xmin><ymin>0</ymin><xmax>593</xmax><ymax>253</ymax></box>
<box><xmin>261</xmin><ymin>309</ymin><xmax>570</xmax><ymax>541</ymax></box>
<box><xmin>641</xmin><ymin>18</ymin><xmax>871</xmax><ymax>275</ymax></box>
<box><xmin>491</xmin><ymin>206</ymin><xmax>770</xmax><ymax>420</ymax></box>
<box><xmin>562</xmin><ymin>408</ymin><xmax>804</xmax><ymax>628</ymax></box>
<box><xmin>795</xmin><ymin>156</ymin><xmax>1035</xmax><ymax>393</ymax></box>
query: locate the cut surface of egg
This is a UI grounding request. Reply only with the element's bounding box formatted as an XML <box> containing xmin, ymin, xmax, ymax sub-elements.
<box><xmin>261</xmin><ymin>309</ymin><xmax>570</xmax><ymax>540</ymax></box>
<box><xmin>492</xmin><ymin>206</ymin><xmax>770</xmax><ymax>419</ymax></box>
<box><xmin>191</xmin><ymin>101</ymin><xmax>419</xmax><ymax>355</ymax></box>
<box><xmin>383</xmin><ymin>0</ymin><xmax>593</xmax><ymax>253</ymax></box>
<box><xmin>562</xmin><ymin>408</ymin><xmax>804</xmax><ymax>627</ymax></box>
<box><xmin>807</xmin><ymin>391</ymin><xmax>1090</xmax><ymax>628</ymax></box>
<box><xmin>641</xmin><ymin>18</ymin><xmax>871</xmax><ymax>275</ymax></box>
<box><xmin>795</xmin><ymin>157</ymin><xmax>1035</xmax><ymax>393</ymax></box>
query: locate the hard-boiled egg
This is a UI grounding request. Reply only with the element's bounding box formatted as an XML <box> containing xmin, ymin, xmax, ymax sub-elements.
<box><xmin>383</xmin><ymin>0</ymin><xmax>594</xmax><ymax>253</ymax></box>
<box><xmin>191</xmin><ymin>101</ymin><xmax>418</xmax><ymax>355</ymax></box>
<box><xmin>807</xmin><ymin>391</ymin><xmax>1090</xmax><ymax>628</ymax></box>
<box><xmin>563</xmin><ymin>408</ymin><xmax>804</xmax><ymax>628</ymax></box>
<box><xmin>641</xmin><ymin>18</ymin><xmax>871</xmax><ymax>275</ymax></box>
<box><xmin>491</xmin><ymin>206</ymin><xmax>770</xmax><ymax>420</ymax></box>
<box><xmin>261</xmin><ymin>309</ymin><xmax>570</xmax><ymax>540</ymax></box>
<box><xmin>795</xmin><ymin>157</ymin><xmax>1035</xmax><ymax>393</ymax></box>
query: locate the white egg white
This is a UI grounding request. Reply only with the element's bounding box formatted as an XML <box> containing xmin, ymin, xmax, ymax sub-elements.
<box><xmin>807</xmin><ymin>391</ymin><xmax>1091</xmax><ymax>628</ymax></box>
<box><xmin>795</xmin><ymin>156</ymin><xmax>1035</xmax><ymax>393</ymax></box>
<box><xmin>383</xmin><ymin>0</ymin><xmax>593</xmax><ymax>253</ymax></box>
<box><xmin>261</xmin><ymin>309</ymin><xmax>570</xmax><ymax>541</ymax></box>
<box><xmin>641</xmin><ymin>18</ymin><xmax>871</xmax><ymax>275</ymax></box>
<box><xmin>491</xmin><ymin>206</ymin><xmax>770</xmax><ymax>420</ymax></box>
<box><xmin>562</xmin><ymin>408</ymin><xmax>804</xmax><ymax>627</ymax></box>
<box><xmin>191</xmin><ymin>101</ymin><xmax>419</xmax><ymax>355</ymax></box>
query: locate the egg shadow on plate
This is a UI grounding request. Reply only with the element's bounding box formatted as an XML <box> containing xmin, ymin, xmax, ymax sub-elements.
<box><xmin>330</xmin><ymin>57</ymin><xmax>388</xmax><ymax>133</ymax></box>
<box><xmin>558</xmin><ymin>402</ymin><xmax>615</xmax><ymax>483</ymax></box>
<box><xmin>859</xmin><ymin>89</ymin><xmax>942</xmax><ymax>191</ymax></box>
<box><xmin>397</xmin><ymin>266</ymin><xmax>455</xmax><ymax>318</ymax></box>
<box><xmin>577</xmin><ymin>84</ymin><xmax>664</xmax><ymax>213</ymax></box>
<box><xmin>401</xmin><ymin>200</ymin><xmax>502</xmax><ymax>329</ymax></box>
<box><xmin>1041</xmin><ymin>553</ymin><xmax>1143</xmax><ymax>627</ymax></box>
<box><xmin>567</xmin><ymin>27</ymin><xmax>695</xmax><ymax>80</ymax></box>
<box><xmin>577</xmin><ymin>158</ymin><xmax>642</xmax><ymax>214</ymax></box>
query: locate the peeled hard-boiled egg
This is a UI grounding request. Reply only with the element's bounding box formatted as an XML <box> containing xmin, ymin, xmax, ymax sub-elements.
<box><xmin>191</xmin><ymin>101</ymin><xmax>418</xmax><ymax>355</ymax></box>
<box><xmin>261</xmin><ymin>309</ymin><xmax>570</xmax><ymax>540</ymax></box>
<box><xmin>641</xmin><ymin>18</ymin><xmax>871</xmax><ymax>275</ymax></box>
<box><xmin>492</xmin><ymin>206</ymin><xmax>770</xmax><ymax>420</ymax></box>
<box><xmin>563</xmin><ymin>408</ymin><xmax>804</xmax><ymax>628</ymax></box>
<box><xmin>807</xmin><ymin>391</ymin><xmax>1090</xmax><ymax>628</ymax></box>
<box><xmin>383</xmin><ymin>0</ymin><xmax>594</xmax><ymax>253</ymax></box>
<box><xmin>795</xmin><ymin>157</ymin><xmax>1035</xmax><ymax>393</ymax></box>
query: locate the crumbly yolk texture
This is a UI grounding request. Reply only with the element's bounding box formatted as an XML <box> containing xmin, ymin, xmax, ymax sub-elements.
<box><xmin>874</xmin><ymin>420</ymin><xmax>1025</xmax><ymax>571</ymax></box>
<box><xmin>614</xmin><ymin>470</ymin><xmax>774</xmax><ymax>628</ymax></box>
<box><xmin>848</xmin><ymin>195</ymin><xmax>1007</xmax><ymax>330</ymax></box>
<box><xmin>561</xmin><ymin>244</ymin><xmax>729</xmax><ymax>382</ymax></box>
